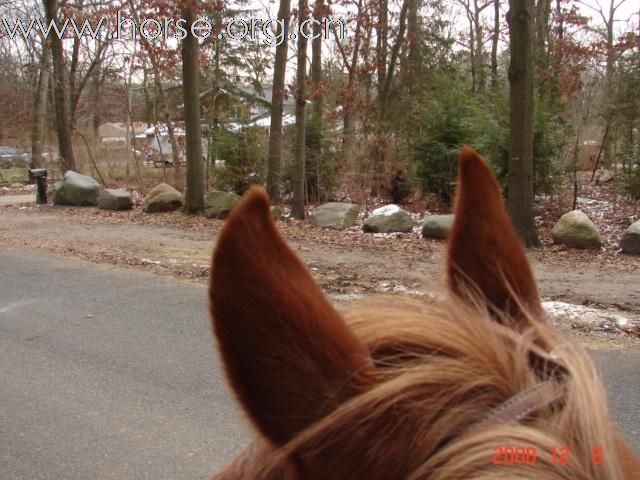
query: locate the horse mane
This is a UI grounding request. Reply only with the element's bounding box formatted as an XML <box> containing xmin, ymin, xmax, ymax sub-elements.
<box><xmin>215</xmin><ymin>295</ymin><xmax>632</xmax><ymax>479</ymax></box>
<box><xmin>209</xmin><ymin>146</ymin><xmax>639</xmax><ymax>480</ymax></box>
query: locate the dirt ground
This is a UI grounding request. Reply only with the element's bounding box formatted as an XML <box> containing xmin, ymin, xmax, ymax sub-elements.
<box><xmin>1</xmin><ymin>193</ymin><xmax>639</xmax><ymax>349</ymax></box>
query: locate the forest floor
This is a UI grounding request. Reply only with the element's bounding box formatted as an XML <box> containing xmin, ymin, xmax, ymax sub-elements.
<box><xmin>1</xmin><ymin>176</ymin><xmax>639</xmax><ymax>349</ymax></box>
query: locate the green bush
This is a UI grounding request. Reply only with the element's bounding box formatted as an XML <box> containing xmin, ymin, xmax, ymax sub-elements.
<box><xmin>409</xmin><ymin>74</ymin><xmax>569</xmax><ymax>201</ymax></box>
<box><xmin>478</xmin><ymin>92</ymin><xmax>568</xmax><ymax>195</ymax></box>
<box><xmin>410</xmin><ymin>76</ymin><xmax>481</xmax><ymax>202</ymax></box>
<box><xmin>210</xmin><ymin>126</ymin><xmax>266</xmax><ymax>194</ymax></box>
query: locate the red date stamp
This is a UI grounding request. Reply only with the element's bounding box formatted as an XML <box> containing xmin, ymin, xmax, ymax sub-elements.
<box><xmin>493</xmin><ymin>446</ymin><xmax>604</xmax><ymax>465</ymax></box>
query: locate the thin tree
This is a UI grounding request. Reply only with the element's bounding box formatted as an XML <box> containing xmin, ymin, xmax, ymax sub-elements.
<box><xmin>266</xmin><ymin>0</ymin><xmax>292</xmax><ymax>203</ymax></box>
<box><xmin>333</xmin><ymin>0</ymin><xmax>364</xmax><ymax>168</ymax></box>
<box><xmin>182</xmin><ymin>1</ymin><xmax>205</xmax><ymax>213</ymax></box>
<box><xmin>306</xmin><ymin>0</ymin><xmax>324</xmax><ymax>202</ymax></box>
<box><xmin>125</xmin><ymin>0</ymin><xmax>182</xmax><ymax>189</ymax></box>
<box><xmin>507</xmin><ymin>0</ymin><xmax>541</xmax><ymax>247</ymax></box>
<box><xmin>406</xmin><ymin>0</ymin><xmax>421</xmax><ymax>95</ymax></box>
<box><xmin>44</xmin><ymin>0</ymin><xmax>75</xmax><ymax>172</ymax></box>
<box><xmin>31</xmin><ymin>39</ymin><xmax>50</xmax><ymax>169</ymax></box>
<box><xmin>491</xmin><ymin>0</ymin><xmax>500</xmax><ymax>88</ymax></box>
<box><xmin>291</xmin><ymin>0</ymin><xmax>309</xmax><ymax>219</ymax></box>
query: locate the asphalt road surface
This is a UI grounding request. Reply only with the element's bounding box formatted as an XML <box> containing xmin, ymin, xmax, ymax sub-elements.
<box><xmin>1</xmin><ymin>250</ymin><xmax>638</xmax><ymax>479</ymax></box>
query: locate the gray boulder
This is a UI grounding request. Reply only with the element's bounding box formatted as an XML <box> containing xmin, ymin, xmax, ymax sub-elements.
<box><xmin>621</xmin><ymin>220</ymin><xmax>640</xmax><ymax>255</ymax></box>
<box><xmin>309</xmin><ymin>202</ymin><xmax>359</xmax><ymax>230</ymax></box>
<box><xmin>143</xmin><ymin>183</ymin><xmax>184</xmax><ymax>213</ymax></box>
<box><xmin>422</xmin><ymin>214</ymin><xmax>455</xmax><ymax>239</ymax></box>
<box><xmin>204</xmin><ymin>190</ymin><xmax>241</xmax><ymax>219</ymax></box>
<box><xmin>0</xmin><ymin>168</ymin><xmax>29</xmax><ymax>185</ymax></box>
<box><xmin>551</xmin><ymin>210</ymin><xmax>603</xmax><ymax>249</ymax></box>
<box><xmin>53</xmin><ymin>170</ymin><xmax>101</xmax><ymax>206</ymax></box>
<box><xmin>98</xmin><ymin>188</ymin><xmax>132</xmax><ymax>210</ymax></box>
<box><xmin>363</xmin><ymin>204</ymin><xmax>414</xmax><ymax>233</ymax></box>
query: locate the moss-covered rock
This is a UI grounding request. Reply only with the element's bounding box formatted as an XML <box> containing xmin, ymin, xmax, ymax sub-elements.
<box><xmin>143</xmin><ymin>183</ymin><xmax>184</xmax><ymax>213</ymax></box>
<box><xmin>204</xmin><ymin>190</ymin><xmax>241</xmax><ymax>219</ymax></box>
<box><xmin>551</xmin><ymin>210</ymin><xmax>602</xmax><ymax>249</ymax></box>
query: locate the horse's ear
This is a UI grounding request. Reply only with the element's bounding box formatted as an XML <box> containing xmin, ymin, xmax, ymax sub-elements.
<box><xmin>210</xmin><ymin>187</ymin><xmax>373</xmax><ymax>446</ymax></box>
<box><xmin>446</xmin><ymin>146</ymin><xmax>543</xmax><ymax>321</ymax></box>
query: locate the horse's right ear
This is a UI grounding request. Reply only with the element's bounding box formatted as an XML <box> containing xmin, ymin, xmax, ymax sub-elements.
<box><xmin>209</xmin><ymin>187</ymin><xmax>374</xmax><ymax>447</ymax></box>
<box><xmin>446</xmin><ymin>146</ymin><xmax>543</xmax><ymax>322</ymax></box>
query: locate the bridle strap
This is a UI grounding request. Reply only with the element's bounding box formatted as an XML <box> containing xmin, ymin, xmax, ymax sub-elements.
<box><xmin>470</xmin><ymin>378</ymin><xmax>568</xmax><ymax>432</ymax></box>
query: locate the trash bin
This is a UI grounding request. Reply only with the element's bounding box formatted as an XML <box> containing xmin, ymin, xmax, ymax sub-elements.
<box><xmin>29</xmin><ymin>168</ymin><xmax>48</xmax><ymax>204</ymax></box>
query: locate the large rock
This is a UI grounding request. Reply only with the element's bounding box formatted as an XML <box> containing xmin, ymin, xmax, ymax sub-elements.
<box><xmin>551</xmin><ymin>210</ymin><xmax>603</xmax><ymax>249</ymax></box>
<box><xmin>309</xmin><ymin>202</ymin><xmax>359</xmax><ymax>230</ymax></box>
<box><xmin>143</xmin><ymin>183</ymin><xmax>184</xmax><ymax>213</ymax></box>
<box><xmin>0</xmin><ymin>168</ymin><xmax>30</xmax><ymax>185</ymax></box>
<box><xmin>422</xmin><ymin>214</ymin><xmax>455</xmax><ymax>239</ymax></box>
<box><xmin>204</xmin><ymin>190</ymin><xmax>241</xmax><ymax>219</ymax></box>
<box><xmin>53</xmin><ymin>170</ymin><xmax>101</xmax><ymax>206</ymax></box>
<box><xmin>363</xmin><ymin>204</ymin><xmax>414</xmax><ymax>233</ymax></box>
<box><xmin>270</xmin><ymin>206</ymin><xmax>283</xmax><ymax>221</ymax></box>
<box><xmin>98</xmin><ymin>188</ymin><xmax>132</xmax><ymax>210</ymax></box>
<box><xmin>621</xmin><ymin>220</ymin><xmax>640</xmax><ymax>255</ymax></box>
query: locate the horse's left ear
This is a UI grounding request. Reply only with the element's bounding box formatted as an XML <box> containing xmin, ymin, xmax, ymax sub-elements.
<box><xmin>210</xmin><ymin>187</ymin><xmax>374</xmax><ymax>447</ymax></box>
<box><xmin>446</xmin><ymin>146</ymin><xmax>543</xmax><ymax>322</ymax></box>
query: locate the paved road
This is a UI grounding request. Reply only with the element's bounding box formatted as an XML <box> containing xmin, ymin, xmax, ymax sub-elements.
<box><xmin>1</xmin><ymin>250</ymin><xmax>638</xmax><ymax>480</ymax></box>
<box><xmin>1</xmin><ymin>249</ymin><xmax>248</xmax><ymax>479</ymax></box>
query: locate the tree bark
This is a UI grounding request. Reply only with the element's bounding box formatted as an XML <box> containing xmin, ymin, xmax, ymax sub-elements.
<box><xmin>181</xmin><ymin>4</ymin><xmax>205</xmax><ymax>213</ymax></box>
<box><xmin>491</xmin><ymin>0</ymin><xmax>500</xmax><ymax>88</ymax></box>
<box><xmin>266</xmin><ymin>0</ymin><xmax>291</xmax><ymax>203</ymax></box>
<box><xmin>473</xmin><ymin>0</ymin><xmax>486</xmax><ymax>92</ymax></box>
<box><xmin>307</xmin><ymin>0</ymin><xmax>324</xmax><ymax>202</ymax></box>
<box><xmin>336</xmin><ymin>0</ymin><xmax>363</xmax><ymax>168</ymax></box>
<box><xmin>407</xmin><ymin>0</ymin><xmax>420</xmax><ymax>95</ymax></box>
<box><xmin>44</xmin><ymin>0</ymin><xmax>75</xmax><ymax>172</ymax></box>
<box><xmin>291</xmin><ymin>0</ymin><xmax>308</xmax><ymax>219</ymax></box>
<box><xmin>31</xmin><ymin>40</ymin><xmax>50</xmax><ymax>169</ymax></box>
<box><xmin>507</xmin><ymin>0</ymin><xmax>541</xmax><ymax>247</ymax></box>
<box><xmin>90</xmin><ymin>67</ymin><xmax>102</xmax><ymax>139</ymax></box>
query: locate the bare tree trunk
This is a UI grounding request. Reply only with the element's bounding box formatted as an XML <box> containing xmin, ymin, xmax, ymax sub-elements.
<box><xmin>407</xmin><ymin>0</ymin><xmax>420</xmax><ymax>95</ymax></box>
<box><xmin>31</xmin><ymin>40</ymin><xmax>50</xmax><ymax>169</ymax></box>
<box><xmin>44</xmin><ymin>0</ymin><xmax>75</xmax><ymax>172</ymax></box>
<box><xmin>90</xmin><ymin>67</ymin><xmax>103</xmax><ymax>139</ymax></box>
<box><xmin>181</xmin><ymin>4</ymin><xmax>205</xmax><ymax>213</ymax></box>
<box><xmin>291</xmin><ymin>0</ymin><xmax>308</xmax><ymax>219</ymax></box>
<box><xmin>307</xmin><ymin>0</ymin><xmax>324</xmax><ymax>202</ymax></box>
<box><xmin>491</xmin><ymin>0</ymin><xmax>500</xmax><ymax>88</ymax></box>
<box><xmin>468</xmin><ymin>14</ymin><xmax>477</xmax><ymax>93</ymax></box>
<box><xmin>124</xmin><ymin>84</ymin><xmax>144</xmax><ymax>195</ymax></box>
<box><xmin>507</xmin><ymin>0</ymin><xmax>540</xmax><ymax>247</ymax></box>
<box><xmin>473</xmin><ymin>0</ymin><xmax>486</xmax><ymax>92</ymax></box>
<box><xmin>376</xmin><ymin>0</ymin><xmax>389</xmax><ymax>101</ymax></box>
<box><xmin>603</xmin><ymin>0</ymin><xmax>616</xmax><ymax>166</ymax></box>
<box><xmin>337</xmin><ymin>0</ymin><xmax>363</xmax><ymax>168</ymax></box>
<box><xmin>266</xmin><ymin>0</ymin><xmax>291</xmax><ymax>203</ymax></box>
<box><xmin>372</xmin><ymin>0</ymin><xmax>408</xmax><ymax>193</ymax></box>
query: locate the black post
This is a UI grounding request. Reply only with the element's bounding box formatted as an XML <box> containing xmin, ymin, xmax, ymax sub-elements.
<box><xmin>29</xmin><ymin>168</ymin><xmax>48</xmax><ymax>204</ymax></box>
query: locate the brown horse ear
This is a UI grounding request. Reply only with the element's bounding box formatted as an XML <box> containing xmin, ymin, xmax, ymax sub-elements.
<box><xmin>446</xmin><ymin>146</ymin><xmax>543</xmax><ymax>321</ymax></box>
<box><xmin>210</xmin><ymin>187</ymin><xmax>373</xmax><ymax>446</ymax></box>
